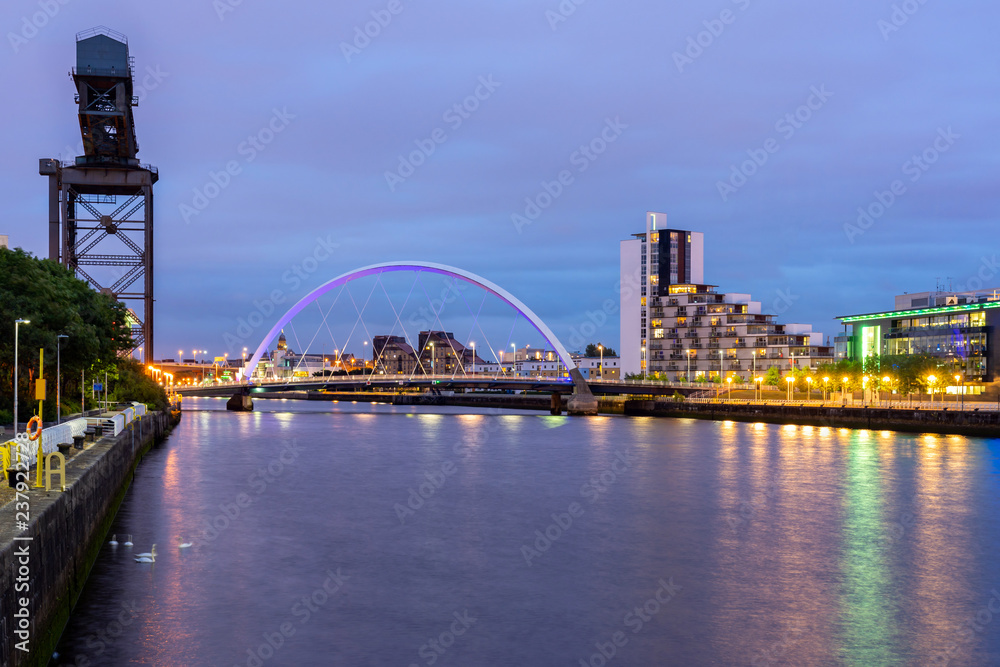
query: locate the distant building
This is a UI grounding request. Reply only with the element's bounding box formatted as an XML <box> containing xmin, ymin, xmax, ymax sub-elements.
<box><xmin>620</xmin><ymin>212</ymin><xmax>832</xmax><ymax>379</ymax></box>
<box><xmin>372</xmin><ymin>331</ymin><xmax>488</xmax><ymax>375</ymax></box>
<box><xmin>620</xmin><ymin>212</ymin><xmax>704</xmax><ymax>376</ymax></box>
<box><xmin>837</xmin><ymin>288</ymin><xmax>1000</xmax><ymax>383</ymax></box>
<box><xmin>0</xmin><ymin>235</ymin><xmax>8</xmax><ymax>249</ymax></box>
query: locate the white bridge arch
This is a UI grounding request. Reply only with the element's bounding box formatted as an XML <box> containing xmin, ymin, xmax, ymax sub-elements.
<box><xmin>241</xmin><ymin>261</ymin><xmax>581</xmax><ymax>387</ymax></box>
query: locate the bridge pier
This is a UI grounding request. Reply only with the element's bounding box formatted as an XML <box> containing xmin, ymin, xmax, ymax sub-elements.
<box><xmin>550</xmin><ymin>392</ymin><xmax>563</xmax><ymax>415</ymax></box>
<box><xmin>567</xmin><ymin>369</ymin><xmax>599</xmax><ymax>416</ymax></box>
<box><xmin>226</xmin><ymin>389</ymin><xmax>253</xmax><ymax>412</ymax></box>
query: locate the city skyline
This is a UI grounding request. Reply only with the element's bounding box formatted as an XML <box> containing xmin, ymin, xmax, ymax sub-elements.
<box><xmin>2</xmin><ymin>1</ymin><xmax>996</xmax><ymax>359</ymax></box>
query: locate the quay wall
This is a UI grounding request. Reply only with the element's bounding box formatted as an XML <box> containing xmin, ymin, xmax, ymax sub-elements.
<box><xmin>0</xmin><ymin>411</ymin><xmax>179</xmax><ymax>667</ymax></box>
<box><xmin>624</xmin><ymin>401</ymin><xmax>1000</xmax><ymax>437</ymax></box>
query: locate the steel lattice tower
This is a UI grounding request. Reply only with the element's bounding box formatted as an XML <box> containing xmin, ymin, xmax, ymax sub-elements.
<box><xmin>39</xmin><ymin>26</ymin><xmax>158</xmax><ymax>363</ymax></box>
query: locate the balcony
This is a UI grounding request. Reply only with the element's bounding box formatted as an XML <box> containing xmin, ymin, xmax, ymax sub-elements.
<box><xmin>685</xmin><ymin>331</ymin><xmax>699</xmax><ymax>338</ymax></box>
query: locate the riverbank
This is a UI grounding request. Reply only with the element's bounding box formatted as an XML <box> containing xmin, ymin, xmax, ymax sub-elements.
<box><xmin>625</xmin><ymin>400</ymin><xmax>1000</xmax><ymax>437</ymax></box>
<box><xmin>0</xmin><ymin>410</ymin><xmax>180</xmax><ymax>667</ymax></box>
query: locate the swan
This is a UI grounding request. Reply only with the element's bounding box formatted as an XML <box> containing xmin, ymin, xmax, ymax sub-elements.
<box><xmin>124</xmin><ymin>535</ymin><xmax>133</xmax><ymax>546</ymax></box>
<box><xmin>178</xmin><ymin>539</ymin><xmax>193</xmax><ymax>549</ymax></box>
<box><xmin>134</xmin><ymin>544</ymin><xmax>157</xmax><ymax>560</ymax></box>
<box><xmin>109</xmin><ymin>534</ymin><xmax>118</xmax><ymax>546</ymax></box>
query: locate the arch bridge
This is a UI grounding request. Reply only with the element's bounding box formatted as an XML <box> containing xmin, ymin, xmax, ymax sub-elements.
<box><xmin>228</xmin><ymin>262</ymin><xmax>599</xmax><ymax>414</ymax></box>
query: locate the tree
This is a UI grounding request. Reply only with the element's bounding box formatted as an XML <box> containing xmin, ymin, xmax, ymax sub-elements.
<box><xmin>584</xmin><ymin>343</ymin><xmax>617</xmax><ymax>357</ymax></box>
<box><xmin>764</xmin><ymin>366</ymin><xmax>781</xmax><ymax>387</ymax></box>
<box><xmin>0</xmin><ymin>247</ymin><xmax>164</xmax><ymax>422</ymax></box>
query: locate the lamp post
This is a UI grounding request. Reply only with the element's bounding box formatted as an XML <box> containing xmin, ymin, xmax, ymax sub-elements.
<box><xmin>598</xmin><ymin>344</ymin><xmax>603</xmax><ymax>381</ymax></box>
<box><xmin>430</xmin><ymin>341</ymin><xmax>435</xmax><ymax>376</ymax></box>
<box><xmin>726</xmin><ymin>375</ymin><xmax>733</xmax><ymax>400</ymax></box>
<box><xmin>510</xmin><ymin>342</ymin><xmax>516</xmax><ymax>378</ymax></box>
<box><xmin>842</xmin><ymin>376</ymin><xmax>850</xmax><ymax>406</ymax></box>
<box><xmin>686</xmin><ymin>349</ymin><xmax>691</xmax><ymax>384</ymax></box>
<box><xmin>806</xmin><ymin>376</ymin><xmax>812</xmax><ymax>402</ymax></box>
<box><xmin>883</xmin><ymin>375</ymin><xmax>892</xmax><ymax>408</ymax></box>
<box><xmin>862</xmin><ymin>376</ymin><xmax>869</xmax><ymax>407</ymax></box>
<box><xmin>786</xmin><ymin>375</ymin><xmax>793</xmax><ymax>401</ymax></box>
<box><xmin>955</xmin><ymin>373</ymin><xmax>963</xmax><ymax>410</ymax></box>
<box><xmin>928</xmin><ymin>375</ymin><xmax>936</xmax><ymax>406</ymax></box>
<box><xmin>754</xmin><ymin>376</ymin><xmax>762</xmax><ymax>401</ymax></box>
<box><xmin>56</xmin><ymin>334</ymin><xmax>68</xmax><ymax>424</ymax></box>
<box><xmin>470</xmin><ymin>342</ymin><xmax>476</xmax><ymax>376</ymax></box>
<box><xmin>823</xmin><ymin>377</ymin><xmax>830</xmax><ymax>403</ymax></box>
<box><xmin>13</xmin><ymin>319</ymin><xmax>29</xmax><ymax>435</ymax></box>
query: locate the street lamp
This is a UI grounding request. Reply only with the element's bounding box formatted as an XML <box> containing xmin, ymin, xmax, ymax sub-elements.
<box><xmin>598</xmin><ymin>344</ymin><xmax>603</xmax><ymax>381</ymax></box>
<box><xmin>955</xmin><ymin>373</ymin><xmax>963</xmax><ymax>410</ymax></box>
<box><xmin>510</xmin><ymin>342</ymin><xmax>516</xmax><ymax>377</ymax></box>
<box><xmin>430</xmin><ymin>341</ymin><xmax>435</xmax><ymax>376</ymax></box>
<box><xmin>56</xmin><ymin>334</ymin><xmax>68</xmax><ymax>424</ymax></box>
<box><xmin>842</xmin><ymin>376</ymin><xmax>850</xmax><ymax>405</ymax></box>
<box><xmin>928</xmin><ymin>375</ymin><xmax>936</xmax><ymax>406</ymax></box>
<box><xmin>726</xmin><ymin>375</ymin><xmax>733</xmax><ymax>400</ymax></box>
<box><xmin>883</xmin><ymin>375</ymin><xmax>892</xmax><ymax>408</ymax></box>
<box><xmin>806</xmin><ymin>376</ymin><xmax>813</xmax><ymax>402</ymax></box>
<box><xmin>862</xmin><ymin>376</ymin><xmax>869</xmax><ymax>407</ymax></box>
<box><xmin>754</xmin><ymin>375</ymin><xmax>762</xmax><ymax>401</ymax></box>
<box><xmin>823</xmin><ymin>377</ymin><xmax>830</xmax><ymax>403</ymax></box>
<box><xmin>13</xmin><ymin>319</ymin><xmax>29</xmax><ymax>435</ymax></box>
<box><xmin>686</xmin><ymin>349</ymin><xmax>691</xmax><ymax>383</ymax></box>
<box><xmin>786</xmin><ymin>375</ymin><xmax>794</xmax><ymax>401</ymax></box>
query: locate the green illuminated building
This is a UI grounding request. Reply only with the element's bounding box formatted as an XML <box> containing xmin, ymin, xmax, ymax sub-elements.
<box><xmin>836</xmin><ymin>290</ymin><xmax>998</xmax><ymax>382</ymax></box>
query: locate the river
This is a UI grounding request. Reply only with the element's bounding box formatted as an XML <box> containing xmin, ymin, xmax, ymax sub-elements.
<box><xmin>52</xmin><ymin>397</ymin><xmax>1000</xmax><ymax>666</ymax></box>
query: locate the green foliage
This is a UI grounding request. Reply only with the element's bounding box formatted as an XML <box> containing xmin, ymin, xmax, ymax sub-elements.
<box><xmin>815</xmin><ymin>354</ymin><xmax>947</xmax><ymax>395</ymax></box>
<box><xmin>584</xmin><ymin>343</ymin><xmax>617</xmax><ymax>357</ymax></box>
<box><xmin>111</xmin><ymin>360</ymin><xmax>168</xmax><ymax>412</ymax></box>
<box><xmin>764</xmin><ymin>366</ymin><xmax>781</xmax><ymax>386</ymax></box>
<box><xmin>0</xmin><ymin>247</ymin><xmax>140</xmax><ymax>422</ymax></box>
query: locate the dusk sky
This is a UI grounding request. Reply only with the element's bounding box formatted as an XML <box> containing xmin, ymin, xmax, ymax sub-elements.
<box><xmin>4</xmin><ymin>0</ymin><xmax>997</xmax><ymax>359</ymax></box>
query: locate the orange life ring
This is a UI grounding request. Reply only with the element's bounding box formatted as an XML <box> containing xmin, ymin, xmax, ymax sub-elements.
<box><xmin>27</xmin><ymin>416</ymin><xmax>43</xmax><ymax>441</ymax></box>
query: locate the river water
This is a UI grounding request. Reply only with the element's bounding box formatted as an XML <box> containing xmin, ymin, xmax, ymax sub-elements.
<box><xmin>52</xmin><ymin>398</ymin><xmax>1000</xmax><ymax>666</ymax></box>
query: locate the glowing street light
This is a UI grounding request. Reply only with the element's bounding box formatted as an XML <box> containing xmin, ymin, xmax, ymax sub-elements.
<box><xmin>823</xmin><ymin>376</ymin><xmax>830</xmax><ymax>403</ymax></box>
<box><xmin>786</xmin><ymin>375</ymin><xmax>794</xmax><ymax>401</ymax></box>
<box><xmin>726</xmin><ymin>375</ymin><xmax>733</xmax><ymax>400</ymax></box>
<box><xmin>754</xmin><ymin>375</ymin><xmax>762</xmax><ymax>401</ymax></box>
<box><xmin>598</xmin><ymin>344</ymin><xmax>603</xmax><ymax>381</ymax></box>
<box><xmin>928</xmin><ymin>375</ymin><xmax>937</xmax><ymax>405</ymax></box>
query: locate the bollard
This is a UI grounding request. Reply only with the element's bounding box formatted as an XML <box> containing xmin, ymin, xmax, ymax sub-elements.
<box><xmin>57</xmin><ymin>443</ymin><xmax>72</xmax><ymax>457</ymax></box>
<box><xmin>73</xmin><ymin>434</ymin><xmax>86</xmax><ymax>450</ymax></box>
<box><xmin>84</xmin><ymin>427</ymin><xmax>95</xmax><ymax>443</ymax></box>
<box><xmin>94</xmin><ymin>423</ymin><xmax>104</xmax><ymax>438</ymax></box>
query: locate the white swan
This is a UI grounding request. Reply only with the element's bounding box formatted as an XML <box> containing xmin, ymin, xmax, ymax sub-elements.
<box><xmin>178</xmin><ymin>539</ymin><xmax>193</xmax><ymax>549</ymax></box>
<box><xmin>109</xmin><ymin>534</ymin><xmax>118</xmax><ymax>546</ymax></box>
<box><xmin>124</xmin><ymin>535</ymin><xmax>133</xmax><ymax>546</ymax></box>
<box><xmin>134</xmin><ymin>544</ymin><xmax>157</xmax><ymax>561</ymax></box>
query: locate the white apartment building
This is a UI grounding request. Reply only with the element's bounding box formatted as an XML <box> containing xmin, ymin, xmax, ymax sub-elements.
<box><xmin>620</xmin><ymin>213</ymin><xmax>832</xmax><ymax>379</ymax></box>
